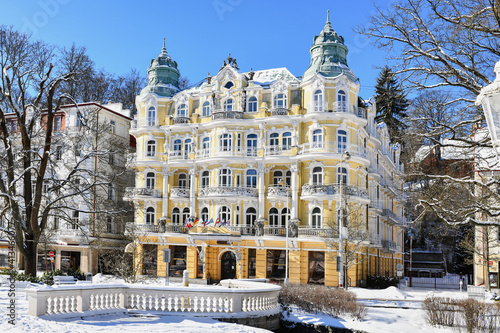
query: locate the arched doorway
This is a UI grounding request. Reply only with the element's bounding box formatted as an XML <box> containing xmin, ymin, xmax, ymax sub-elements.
<box><xmin>221</xmin><ymin>251</ymin><xmax>236</xmax><ymax>280</ymax></box>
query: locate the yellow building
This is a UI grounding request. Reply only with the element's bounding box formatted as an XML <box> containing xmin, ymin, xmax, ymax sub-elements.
<box><xmin>127</xmin><ymin>14</ymin><xmax>405</xmax><ymax>287</ymax></box>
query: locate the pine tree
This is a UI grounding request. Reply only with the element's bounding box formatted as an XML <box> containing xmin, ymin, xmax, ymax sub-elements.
<box><xmin>374</xmin><ymin>66</ymin><xmax>409</xmax><ymax>143</ymax></box>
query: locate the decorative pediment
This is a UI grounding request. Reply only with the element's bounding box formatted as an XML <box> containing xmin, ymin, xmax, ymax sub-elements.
<box><xmin>271</xmin><ymin>80</ymin><xmax>288</xmax><ymax>94</ymax></box>
<box><xmin>173</xmin><ymin>93</ymin><xmax>189</xmax><ymax>104</ymax></box>
<box><xmin>311</xmin><ymin>75</ymin><xmax>325</xmax><ymax>90</ymax></box>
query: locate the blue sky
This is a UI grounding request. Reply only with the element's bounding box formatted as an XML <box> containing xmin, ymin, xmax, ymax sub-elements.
<box><xmin>0</xmin><ymin>0</ymin><xmax>390</xmax><ymax>98</ymax></box>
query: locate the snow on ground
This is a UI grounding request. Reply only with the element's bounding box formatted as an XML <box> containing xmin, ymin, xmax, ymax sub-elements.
<box><xmin>0</xmin><ymin>277</ymin><xmax>477</xmax><ymax>333</ymax></box>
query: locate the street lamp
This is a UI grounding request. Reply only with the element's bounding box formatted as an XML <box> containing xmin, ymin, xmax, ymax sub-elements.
<box><xmin>476</xmin><ymin>60</ymin><xmax>500</xmax><ymax>155</ymax></box>
<box><xmin>338</xmin><ymin>151</ymin><xmax>350</xmax><ymax>289</ymax></box>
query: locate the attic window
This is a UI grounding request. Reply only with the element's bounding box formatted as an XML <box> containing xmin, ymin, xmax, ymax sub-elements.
<box><xmin>224</xmin><ymin>81</ymin><xmax>234</xmax><ymax>89</ymax></box>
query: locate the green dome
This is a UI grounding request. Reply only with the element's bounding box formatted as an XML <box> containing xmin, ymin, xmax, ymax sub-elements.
<box><xmin>141</xmin><ymin>39</ymin><xmax>181</xmax><ymax>97</ymax></box>
<box><xmin>303</xmin><ymin>11</ymin><xmax>357</xmax><ymax>82</ymax></box>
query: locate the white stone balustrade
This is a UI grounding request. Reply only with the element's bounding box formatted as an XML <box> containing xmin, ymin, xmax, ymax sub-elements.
<box><xmin>26</xmin><ymin>280</ymin><xmax>281</xmax><ymax>318</ymax></box>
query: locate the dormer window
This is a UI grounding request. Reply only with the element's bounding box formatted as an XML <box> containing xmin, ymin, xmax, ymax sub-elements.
<box><xmin>273</xmin><ymin>93</ymin><xmax>287</xmax><ymax>109</ymax></box>
<box><xmin>224</xmin><ymin>81</ymin><xmax>234</xmax><ymax>89</ymax></box>
<box><xmin>202</xmin><ymin>101</ymin><xmax>210</xmax><ymax>117</ymax></box>
<box><xmin>224</xmin><ymin>98</ymin><xmax>234</xmax><ymax>111</ymax></box>
<box><xmin>177</xmin><ymin>104</ymin><xmax>188</xmax><ymax>117</ymax></box>
<box><xmin>248</xmin><ymin>96</ymin><xmax>258</xmax><ymax>112</ymax></box>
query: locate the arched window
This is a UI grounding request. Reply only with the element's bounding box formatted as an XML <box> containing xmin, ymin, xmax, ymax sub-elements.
<box><xmin>273</xmin><ymin>93</ymin><xmax>287</xmax><ymax>109</ymax></box>
<box><xmin>312</xmin><ymin>167</ymin><xmax>323</xmax><ymax>185</ymax></box>
<box><xmin>219</xmin><ymin>206</ymin><xmax>231</xmax><ymax>223</ymax></box>
<box><xmin>182</xmin><ymin>207</ymin><xmax>190</xmax><ymax>224</ymax></box>
<box><xmin>314</xmin><ymin>90</ymin><xmax>323</xmax><ymax>112</ymax></box>
<box><xmin>178</xmin><ymin>173</ymin><xmax>188</xmax><ymax>188</ymax></box>
<box><xmin>146</xmin><ymin>207</ymin><xmax>155</xmax><ymax>225</ymax></box>
<box><xmin>201</xmin><ymin>171</ymin><xmax>210</xmax><ymax>188</ymax></box>
<box><xmin>146</xmin><ymin>140</ymin><xmax>156</xmax><ymax>157</ymax></box>
<box><xmin>201</xmin><ymin>207</ymin><xmax>209</xmax><ymax>223</ymax></box>
<box><xmin>224</xmin><ymin>81</ymin><xmax>234</xmax><ymax>89</ymax></box>
<box><xmin>285</xmin><ymin>170</ymin><xmax>291</xmax><ymax>187</ymax></box>
<box><xmin>184</xmin><ymin>138</ymin><xmax>192</xmax><ymax>157</ymax></box>
<box><xmin>145</xmin><ymin>172</ymin><xmax>155</xmax><ymax>189</ymax></box>
<box><xmin>219</xmin><ymin>168</ymin><xmax>231</xmax><ymax>187</ymax></box>
<box><xmin>172</xmin><ymin>207</ymin><xmax>180</xmax><ymax>224</ymax></box>
<box><xmin>173</xmin><ymin>139</ymin><xmax>182</xmax><ymax>156</ymax></box>
<box><xmin>147</xmin><ymin>106</ymin><xmax>156</xmax><ymax>126</ymax></box>
<box><xmin>219</xmin><ymin>133</ymin><xmax>232</xmax><ymax>152</ymax></box>
<box><xmin>246</xmin><ymin>134</ymin><xmax>258</xmax><ymax>156</ymax></box>
<box><xmin>269</xmin><ymin>208</ymin><xmax>279</xmax><ymax>227</ymax></box>
<box><xmin>248</xmin><ymin>96</ymin><xmax>258</xmax><ymax>112</ymax></box>
<box><xmin>270</xmin><ymin>133</ymin><xmax>280</xmax><ymax>154</ymax></box>
<box><xmin>177</xmin><ymin>104</ymin><xmax>188</xmax><ymax>117</ymax></box>
<box><xmin>281</xmin><ymin>207</ymin><xmax>290</xmax><ymax>227</ymax></box>
<box><xmin>311</xmin><ymin>207</ymin><xmax>322</xmax><ymax>228</ymax></box>
<box><xmin>224</xmin><ymin>98</ymin><xmax>234</xmax><ymax>111</ymax></box>
<box><xmin>202</xmin><ymin>101</ymin><xmax>210</xmax><ymax>117</ymax></box>
<box><xmin>337</xmin><ymin>167</ymin><xmax>348</xmax><ymax>185</ymax></box>
<box><xmin>246</xmin><ymin>169</ymin><xmax>257</xmax><ymax>188</ymax></box>
<box><xmin>337</xmin><ymin>90</ymin><xmax>346</xmax><ymax>112</ymax></box>
<box><xmin>312</xmin><ymin>129</ymin><xmax>323</xmax><ymax>148</ymax></box>
<box><xmin>201</xmin><ymin>137</ymin><xmax>210</xmax><ymax>157</ymax></box>
<box><xmin>273</xmin><ymin>170</ymin><xmax>283</xmax><ymax>185</ymax></box>
<box><xmin>282</xmin><ymin>132</ymin><xmax>292</xmax><ymax>149</ymax></box>
<box><xmin>338</xmin><ymin>130</ymin><xmax>347</xmax><ymax>153</ymax></box>
<box><xmin>246</xmin><ymin>207</ymin><xmax>257</xmax><ymax>226</ymax></box>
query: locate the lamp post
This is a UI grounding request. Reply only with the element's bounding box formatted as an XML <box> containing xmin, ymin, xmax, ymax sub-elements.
<box><xmin>338</xmin><ymin>151</ymin><xmax>350</xmax><ymax>289</ymax></box>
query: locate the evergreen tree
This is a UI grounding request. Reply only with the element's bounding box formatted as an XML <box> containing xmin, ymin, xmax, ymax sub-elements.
<box><xmin>374</xmin><ymin>66</ymin><xmax>409</xmax><ymax>143</ymax></box>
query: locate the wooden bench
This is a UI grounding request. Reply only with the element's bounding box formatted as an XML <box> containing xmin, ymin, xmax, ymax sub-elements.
<box><xmin>53</xmin><ymin>276</ymin><xmax>77</xmax><ymax>285</ymax></box>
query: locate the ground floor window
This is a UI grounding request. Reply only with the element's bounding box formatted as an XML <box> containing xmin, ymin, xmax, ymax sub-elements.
<box><xmin>248</xmin><ymin>248</ymin><xmax>256</xmax><ymax>278</ymax></box>
<box><xmin>60</xmin><ymin>251</ymin><xmax>81</xmax><ymax>272</ymax></box>
<box><xmin>308</xmin><ymin>251</ymin><xmax>325</xmax><ymax>284</ymax></box>
<box><xmin>169</xmin><ymin>246</ymin><xmax>186</xmax><ymax>277</ymax></box>
<box><xmin>0</xmin><ymin>253</ymin><xmax>8</xmax><ymax>268</ymax></box>
<box><xmin>490</xmin><ymin>272</ymin><xmax>499</xmax><ymax>288</ymax></box>
<box><xmin>197</xmin><ymin>246</ymin><xmax>204</xmax><ymax>278</ymax></box>
<box><xmin>37</xmin><ymin>249</ymin><xmax>56</xmax><ymax>272</ymax></box>
<box><xmin>142</xmin><ymin>244</ymin><xmax>158</xmax><ymax>276</ymax></box>
<box><xmin>267</xmin><ymin>250</ymin><xmax>286</xmax><ymax>279</ymax></box>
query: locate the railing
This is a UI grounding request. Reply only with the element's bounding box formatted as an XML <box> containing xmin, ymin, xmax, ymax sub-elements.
<box><xmin>308</xmin><ymin>102</ymin><xmax>328</xmax><ymax>113</ymax></box>
<box><xmin>211</xmin><ymin>110</ymin><xmax>243</xmax><ymax>120</ymax></box>
<box><xmin>263</xmin><ymin>145</ymin><xmax>294</xmax><ymax>156</ymax></box>
<box><xmin>172</xmin><ymin>116</ymin><xmax>190</xmax><ymax>124</ymax></box>
<box><xmin>124</xmin><ymin>187</ymin><xmax>161</xmax><ymax>199</ymax></box>
<box><xmin>299</xmin><ymin>142</ymin><xmax>367</xmax><ymax>158</ymax></box>
<box><xmin>267</xmin><ymin>185</ymin><xmax>291</xmax><ymax>197</ymax></box>
<box><xmin>127</xmin><ymin>223</ymin><xmax>187</xmax><ymax>234</ymax></box>
<box><xmin>131</xmin><ymin>119</ymin><xmax>158</xmax><ymax>129</ymax></box>
<box><xmin>301</xmin><ymin>183</ymin><xmax>368</xmax><ymax>199</ymax></box>
<box><xmin>199</xmin><ymin>186</ymin><xmax>258</xmax><ymax>197</ymax></box>
<box><xmin>195</xmin><ymin>147</ymin><xmax>249</xmax><ymax>159</ymax></box>
<box><xmin>369</xmin><ymin>234</ymin><xmax>382</xmax><ymax>246</ymax></box>
<box><xmin>171</xmin><ymin>186</ymin><xmax>189</xmax><ymax>198</ymax></box>
<box><xmin>26</xmin><ymin>280</ymin><xmax>281</xmax><ymax>317</ymax></box>
<box><xmin>298</xmin><ymin>227</ymin><xmax>337</xmax><ymax>238</ymax></box>
<box><xmin>369</xmin><ymin>199</ymin><xmax>383</xmax><ymax>210</ymax></box>
<box><xmin>269</xmin><ymin>108</ymin><xmax>289</xmax><ymax>116</ymax></box>
<box><xmin>381</xmin><ymin>239</ymin><xmax>397</xmax><ymax>251</ymax></box>
<box><xmin>167</xmin><ymin>151</ymin><xmax>190</xmax><ymax>160</ymax></box>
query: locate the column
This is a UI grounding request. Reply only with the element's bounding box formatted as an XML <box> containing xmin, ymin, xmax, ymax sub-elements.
<box><xmin>258</xmin><ymin>164</ymin><xmax>265</xmax><ymax>220</ymax></box>
<box><xmin>189</xmin><ymin>167</ymin><xmax>197</xmax><ymax>217</ymax></box>
<box><xmin>161</xmin><ymin>168</ymin><xmax>169</xmax><ymax>217</ymax></box>
<box><xmin>291</xmin><ymin>163</ymin><xmax>299</xmax><ymax>220</ymax></box>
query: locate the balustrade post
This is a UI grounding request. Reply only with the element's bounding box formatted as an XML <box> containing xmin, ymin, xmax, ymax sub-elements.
<box><xmin>78</xmin><ymin>288</ymin><xmax>90</xmax><ymax>312</ymax></box>
<box><xmin>27</xmin><ymin>289</ymin><xmax>46</xmax><ymax>316</ymax></box>
<box><xmin>232</xmin><ymin>293</ymin><xmax>243</xmax><ymax>312</ymax></box>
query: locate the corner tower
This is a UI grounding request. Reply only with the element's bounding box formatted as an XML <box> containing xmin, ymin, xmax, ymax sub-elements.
<box><xmin>141</xmin><ymin>38</ymin><xmax>181</xmax><ymax>97</ymax></box>
<box><xmin>303</xmin><ymin>11</ymin><xmax>357</xmax><ymax>82</ymax></box>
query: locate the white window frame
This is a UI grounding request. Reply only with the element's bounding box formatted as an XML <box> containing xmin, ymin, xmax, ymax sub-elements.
<box><xmin>248</xmin><ymin>96</ymin><xmax>258</xmax><ymax>112</ymax></box>
<box><xmin>146</xmin><ymin>140</ymin><xmax>156</xmax><ymax>157</ymax></box>
<box><xmin>312</xmin><ymin>166</ymin><xmax>323</xmax><ymax>185</ymax></box>
<box><xmin>313</xmin><ymin>89</ymin><xmax>324</xmax><ymax>112</ymax></box>
<box><xmin>311</xmin><ymin>207</ymin><xmax>322</xmax><ymax>228</ymax></box>
<box><xmin>177</xmin><ymin>103</ymin><xmax>188</xmax><ymax>117</ymax></box>
<box><xmin>146</xmin><ymin>207</ymin><xmax>155</xmax><ymax>225</ymax></box>
<box><xmin>246</xmin><ymin>169</ymin><xmax>257</xmax><ymax>188</ymax></box>
<box><xmin>202</xmin><ymin>101</ymin><xmax>211</xmax><ymax>117</ymax></box>
<box><xmin>145</xmin><ymin>172</ymin><xmax>155</xmax><ymax>189</ymax></box>
<box><xmin>273</xmin><ymin>93</ymin><xmax>287</xmax><ymax>109</ymax></box>
<box><xmin>147</xmin><ymin>106</ymin><xmax>156</xmax><ymax>126</ymax></box>
<box><xmin>219</xmin><ymin>168</ymin><xmax>232</xmax><ymax>187</ymax></box>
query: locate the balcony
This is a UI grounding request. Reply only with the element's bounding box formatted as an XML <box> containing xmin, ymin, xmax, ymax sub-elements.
<box><xmin>264</xmin><ymin>145</ymin><xmax>294</xmax><ymax>157</ymax></box>
<box><xmin>195</xmin><ymin>147</ymin><xmax>250</xmax><ymax>159</ymax></box>
<box><xmin>167</xmin><ymin>150</ymin><xmax>190</xmax><ymax>161</ymax></box>
<box><xmin>381</xmin><ymin>239</ymin><xmax>397</xmax><ymax>251</ymax></box>
<box><xmin>299</xmin><ymin>142</ymin><xmax>367</xmax><ymax>158</ymax></box>
<box><xmin>267</xmin><ymin>185</ymin><xmax>291</xmax><ymax>198</ymax></box>
<box><xmin>268</xmin><ymin>108</ymin><xmax>289</xmax><ymax>116</ymax></box>
<box><xmin>171</xmin><ymin>186</ymin><xmax>189</xmax><ymax>198</ymax></box>
<box><xmin>369</xmin><ymin>199</ymin><xmax>383</xmax><ymax>210</ymax></box>
<box><xmin>301</xmin><ymin>183</ymin><xmax>368</xmax><ymax>199</ymax></box>
<box><xmin>172</xmin><ymin>116</ymin><xmax>190</xmax><ymax>124</ymax></box>
<box><xmin>124</xmin><ymin>187</ymin><xmax>161</xmax><ymax>200</ymax></box>
<box><xmin>198</xmin><ymin>186</ymin><xmax>258</xmax><ymax>197</ymax></box>
<box><xmin>211</xmin><ymin>110</ymin><xmax>243</xmax><ymax>120</ymax></box>
<box><xmin>308</xmin><ymin>102</ymin><xmax>328</xmax><ymax>113</ymax></box>
<box><xmin>131</xmin><ymin>118</ymin><xmax>158</xmax><ymax>129</ymax></box>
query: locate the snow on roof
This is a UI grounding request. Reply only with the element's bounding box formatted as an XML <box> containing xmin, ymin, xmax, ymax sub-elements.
<box><xmin>412</xmin><ymin>139</ymin><xmax>475</xmax><ymax>164</ymax></box>
<box><xmin>248</xmin><ymin>67</ymin><xmax>299</xmax><ymax>85</ymax></box>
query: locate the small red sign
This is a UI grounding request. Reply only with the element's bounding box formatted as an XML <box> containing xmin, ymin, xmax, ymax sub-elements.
<box><xmin>49</xmin><ymin>251</ymin><xmax>54</xmax><ymax>258</ymax></box>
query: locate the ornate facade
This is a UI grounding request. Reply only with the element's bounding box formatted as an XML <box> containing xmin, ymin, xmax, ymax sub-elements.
<box><xmin>128</xmin><ymin>14</ymin><xmax>405</xmax><ymax>286</ymax></box>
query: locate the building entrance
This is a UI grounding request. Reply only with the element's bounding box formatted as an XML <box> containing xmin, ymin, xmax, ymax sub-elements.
<box><xmin>221</xmin><ymin>251</ymin><xmax>236</xmax><ymax>280</ymax></box>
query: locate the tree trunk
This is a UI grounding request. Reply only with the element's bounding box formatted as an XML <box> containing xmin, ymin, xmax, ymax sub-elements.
<box><xmin>24</xmin><ymin>240</ymin><xmax>38</xmax><ymax>276</ymax></box>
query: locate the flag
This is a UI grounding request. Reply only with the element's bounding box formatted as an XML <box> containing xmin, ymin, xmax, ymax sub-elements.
<box><xmin>193</xmin><ymin>218</ymin><xmax>199</xmax><ymax>226</ymax></box>
<box><xmin>215</xmin><ymin>218</ymin><xmax>220</xmax><ymax>226</ymax></box>
<box><xmin>204</xmin><ymin>218</ymin><xmax>213</xmax><ymax>226</ymax></box>
<box><xmin>185</xmin><ymin>217</ymin><xmax>193</xmax><ymax>228</ymax></box>
<box><xmin>220</xmin><ymin>220</ymin><xmax>229</xmax><ymax>227</ymax></box>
